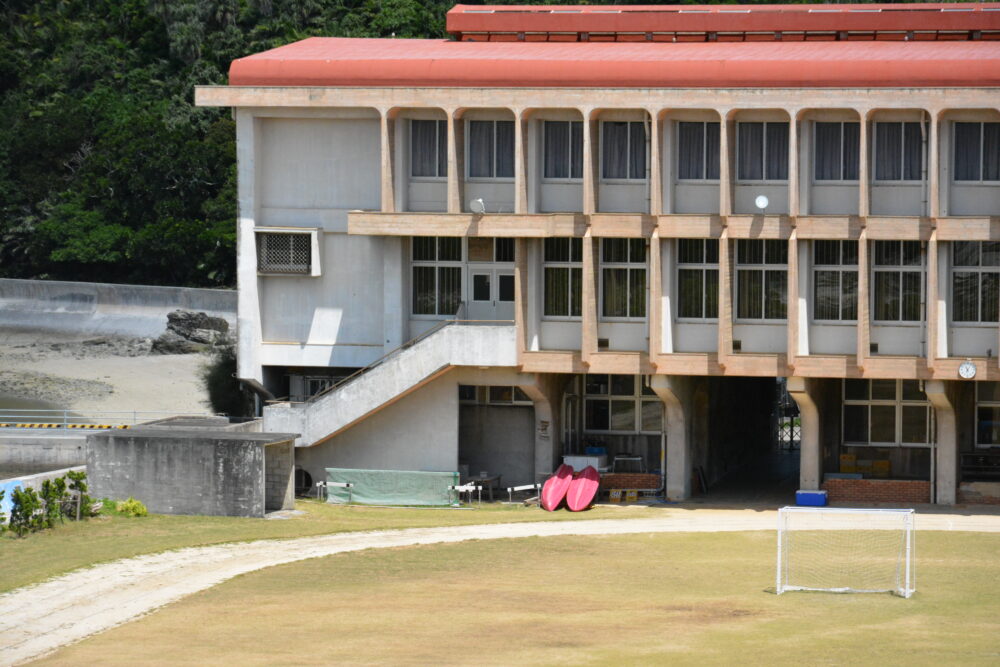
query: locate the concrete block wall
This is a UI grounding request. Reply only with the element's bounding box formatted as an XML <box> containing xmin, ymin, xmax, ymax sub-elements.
<box><xmin>264</xmin><ymin>441</ymin><xmax>294</xmax><ymax>511</ymax></box>
<box><xmin>0</xmin><ymin>435</ymin><xmax>87</xmax><ymax>473</ymax></box>
<box><xmin>822</xmin><ymin>479</ymin><xmax>931</xmax><ymax>504</ymax></box>
<box><xmin>599</xmin><ymin>473</ymin><xmax>661</xmax><ymax>490</ymax></box>
<box><xmin>958</xmin><ymin>481</ymin><xmax>1000</xmax><ymax>505</ymax></box>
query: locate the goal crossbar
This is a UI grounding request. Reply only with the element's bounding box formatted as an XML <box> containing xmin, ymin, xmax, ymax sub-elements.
<box><xmin>776</xmin><ymin>506</ymin><xmax>915</xmax><ymax>598</ymax></box>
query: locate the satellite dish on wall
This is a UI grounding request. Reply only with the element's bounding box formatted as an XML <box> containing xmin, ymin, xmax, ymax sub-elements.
<box><xmin>755</xmin><ymin>195</ymin><xmax>770</xmax><ymax>211</ymax></box>
<box><xmin>470</xmin><ymin>198</ymin><xmax>486</xmax><ymax>215</ymax></box>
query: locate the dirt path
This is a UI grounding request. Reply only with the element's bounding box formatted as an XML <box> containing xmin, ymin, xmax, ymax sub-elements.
<box><xmin>3</xmin><ymin>510</ymin><xmax>1000</xmax><ymax>665</ymax></box>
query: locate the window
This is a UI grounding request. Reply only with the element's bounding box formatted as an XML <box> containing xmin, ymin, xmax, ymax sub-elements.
<box><xmin>412</xmin><ymin>237</ymin><xmax>462</xmax><ymax>316</ymax></box>
<box><xmin>843</xmin><ymin>379</ymin><xmax>932</xmax><ymax>446</ymax></box>
<box><xmin>584</xmin><ymin>374</ymin><xmax>662</xmax><ymax>434</ymax></box>
<box><xmin>468</xmin><ymin>120</ymin><xmax>514</xmax><ymax>179</ymax></box>
<box><xmin>544</xmin><ymin>120</ymin><xmax>583</xmax><ymax>180</ymax></box>
<box><xmin>813</xmin><ymin>240</ymin><xmax>858</xmax><ymax>321</ymax></box>
<box><xmin>975</xmin><ymin>382</ymin><xmax>1000</xmax><ymax>447</ymax></box>
<box><xmin>873</xmin><ymin>241</ymin><xmax>922</xmax><ymax>322</ymax></box>
<box><xmin>677</xmin><ymin>239</ymin><xmax>719</xmax><ymax>319</ymax></box>
<box><xmin>410</xmin><ymin>119</ymin><xmax>447</xmax><ymax>178</ymax></box>
<box><xmin>601</xmin><ymin>238</ymin><xmax>646</xmax><ymax>319</ymax></box>
<box><xmin>459</xmin><ymin>385</ymin><xmax>532</xmax><ymax>406</ymax></box>
<box><xmin>737</xmin><ymin>121</ymin><xmax>788</xmax><ymax>181</ymax></box>
<box><xmin>256</xmin><ymin>231</ymin><xmax>312</xmax><ymax>275</ymax></box>
<box><xmin>954</xmin><ymin>122</ymin><xmax>1000</xmax><ymax>183</ymax></box>
<box><xmin>602</xmin><ymin>121</ymin><xmax>646</xmax><ymax>180</ymax></box>
<box><xmin>543</xmin><ymin>238</ymin><xmax>582</xmax><ymax>318</ymax></box>
<box><xmin>468</xmin><ymin>237</ymin><xmax>515</xmax><ymax>263</ymax></box>
<box><xmin>814</xmin><ymin>122</ymin><xmax>860</xmax><ymax>181</ymax></box>
<box><xmin>952</xmin><ymin>241</ymin><xmax>1000</xmax><ymax>323</ymax></box>
<box><xmin>736</xmin><ymin>239</ymin><xmax>787</xmax><ymax>320</ymax></box>
<box><xmin>677</xmin><ymin>121</ymin><xmax>720</xmax><ymax>180</ymax></box>
<box><xmin>874</xmin><ymin>122</ymin><xmax>923</xmax><ymax>182</ymax></box>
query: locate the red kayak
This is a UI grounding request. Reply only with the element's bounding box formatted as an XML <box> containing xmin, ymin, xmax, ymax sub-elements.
<box><xmin>566</xmin><ymin>466</ymin><xmax>600</xmax><ymax>512</ymax></box>
<box><xmin>540</xmin><ymin>464</ymin><xmax>575</xmax><ymax>511</ymax></box>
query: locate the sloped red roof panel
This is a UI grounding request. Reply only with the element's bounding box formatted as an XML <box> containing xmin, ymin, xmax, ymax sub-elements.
<box><xmin>228</xmin><ymin>37</ymin><xmax>1000</xmax><ymax>88</ymax></box>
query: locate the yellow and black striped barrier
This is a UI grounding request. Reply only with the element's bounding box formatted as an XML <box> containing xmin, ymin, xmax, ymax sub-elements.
<box><xmin>0</xmin><ymin>423</ymin><xmax>130</xmax><ymax>430</ymax></box>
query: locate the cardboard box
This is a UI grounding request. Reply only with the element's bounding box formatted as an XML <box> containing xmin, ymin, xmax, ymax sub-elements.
<box><xmin>609</xmin><ymin>489</ymin><xmax>623</xmax><ymax>503</ymax></box>
<box><xmin>840</xmin><ymin>453</ymin><xmax>857</xmax><ymax>473</ymax></box>
<box><xmin>872</xmin><ymin>460</ymin><xmax>891</xmax><ymax>479</ymax></box>
<box><xmin>625</xmin><ymin>489</ymin><xmax>639</xmax><ymax>502</ymax></box>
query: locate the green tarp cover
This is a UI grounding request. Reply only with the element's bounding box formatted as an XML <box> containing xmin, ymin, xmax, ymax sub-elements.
<box><xmin>326</xmin><ymin>468</ymin><xmax>459</xmax><ymax>506</ymax></box>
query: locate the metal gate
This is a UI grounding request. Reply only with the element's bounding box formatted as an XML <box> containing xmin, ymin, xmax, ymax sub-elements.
<box><xmin>772</xmin><ymin>378</ymin><xmax>800</xmax><ymax>450</ymax></box>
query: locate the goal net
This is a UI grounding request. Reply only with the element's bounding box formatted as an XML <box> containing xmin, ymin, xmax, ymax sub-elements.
<box><xmin>777</xmin><ymin>507</ymin><xmax>915</xmax><ymax>598</ymax></box>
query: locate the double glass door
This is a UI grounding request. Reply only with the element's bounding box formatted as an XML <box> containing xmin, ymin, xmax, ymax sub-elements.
<box><xmin>468</xmin><ymin>269</ymin><xmax>515</xmax><ymax>321</ymax></box>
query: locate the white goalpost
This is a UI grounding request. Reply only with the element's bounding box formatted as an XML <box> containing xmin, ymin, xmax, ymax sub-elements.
<box><xmin>776</xmin><ymin>507</ymin><xmax>916</xmax><ymax>598</ymax></box>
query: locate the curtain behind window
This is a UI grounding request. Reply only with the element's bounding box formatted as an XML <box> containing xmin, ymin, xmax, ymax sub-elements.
<box><xmin>954</xmin><ymin>122</ymin><xmax>981</xmax><ymax>181</ymax></box>
<box><xmin>766</xmin><ymin>122</ymin><xmax>789</xmax><ymax>180</ymax></box>
<box><xmin>629</xmin><ymin>122</ymin><xmax>646</xmax><ymax>179</ymax></box>
<box><xmin>705</xmin><ymin>122</ymin><xmax>720</xmax><ymax>179</ymax></box>
<box><xmin>603</xmin><ymin>268</ymin><xmax>629</xmax><ymax>317</ymax></box>
<box><xmin>495</xmin><ymin>120</ymin><xmax>514</xmax><ymax>178</ymax></box>
<box><xmin>876</xmin><ymin>123</ymin><xmax>902</xmax><ymax>181</ymax></box>
<box><xmin>469</xmin><ymin>121</ymin><xmax>494</xmax><ymax>178</ymax></box>
<box><xmin>678</xmin><ymin>122</ymin><xmax>704</xmax><ymax>180</ymax></box>
<box><xmin>738</xmin><ymin>122</ymin><xmax>763</xmax><ymax>180</ymax></box>
<box><xmin>842</xmin><ymin>122</ymin><xmax>860</xmax><ymax>180</ymax></box>
<box><xmin>544</xmin><ymin>121</ymin><xmax>569</xmax><ymax>179</ymax></box>
<box><xmin>603</xmin><ymin>122</ymin><xmax>629</xmax><ymax>179</ymax></box>
<box><xmin>678</xmin><ymin>269</ymin><xmax>703</xmax><ymax>318</ymax></box>
<box><xmin>412</xmin><ymin>266</ymin><xmax>436</xmax><ymax>314</ymax></box>
<box><xmin>903</xmin><ymin>122</ymin><xmax>922</xmax><ymax>181</ymax></box>
<box><xmin>985</xmin><ymin>123</ymin><xmax>1000</xmax><ymax>181</ymax></box>
<box><xmin>815</xmin><ymin>122</ymin><xmax>841</xmax><ymax>181</ymax></box>
<box><xmin>411</xmin><ymin>120</ymin><xmax>439</xmax><ymax>177</ymax></box>
<box><xmin>437</xmin><ymin>267</ymin><xmax>462</xmax><ymax>315</ymax></box>
<box><xmin>737</xmin><ymin>270</ymin><xmax>762</xmax><ymax>318</ymax></box>
<box><xmin>544</xmin><ymin>267</ymin><xmax>569</xmax><ymax>316</ymax></box>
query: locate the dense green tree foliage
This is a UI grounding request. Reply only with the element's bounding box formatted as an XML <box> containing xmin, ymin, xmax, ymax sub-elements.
<box><xmin>0</xmin><ymin>0</ymin><xmax>886</xmax><ymax>287</ymax></box>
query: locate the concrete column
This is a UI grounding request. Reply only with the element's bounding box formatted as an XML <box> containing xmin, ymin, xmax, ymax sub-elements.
<box><xmin>858</xmin><ymin>110</ymin><xmax>871</xmax><ymax>218</ymax></box>
<box><xmin>235</xmin><ymin>109</ymin><xmax>263</xmax><ymax>384</ymax></box>
<box><xmin>788</xmin><ymin>109</ymin><xmax>801</xmax><ymax>218</ymax></box>
<box><xmin>787</xmin><ymin>376</ymin><xmax>822</xmax><ymax>491</ymax></box>
<box><xmin>928</xmin><ymin>110</ymin><xmax>941</xmax><ymax>219</ymax></box>
<box><xmin>521</xmin><ymin>374</ymin><xmax>569</xmax><ymax>479</ymax></box>
<box><xmin>719</xmin><ymin>110</ymin><xmax>733</xmax><ymax>217</ymax></box>
<box><xmin>717</xmin><ymin>229</ymin><xmax>732</xmax><ymax>367</ymax></box>
<box><xmin>936</xmin><ymin>234</ymin><xmax>950</xmax><ymax>360</ymax></box>
<box><xmin>447</xmin><ymin>109</ymin><xmax>464</xmax><ymax>214</ymax></box>
<box><xmin>514</xmin><ymin>108</ymin><xmax>529</xmax><ymax>215</ymax></box>
<box><xmin>648</xmin><ymin>109</ymin><xmax>662</xmax><ymax>216</ymax></box>
<box><xmin>925</xmin><ymin>380</ymin><xmax>957</xmax><ymax>505</ymax></box>
<box><xmin>787</xmin><ymin>230</ymin><xmax>799</xmax><ymax>366</ymax></box>
<box><xmin>927</xmin><ymin>231</ymin><xmax>939</xmax><ymax>370</ymax></box>
<box><xmin>856</xmin><ymin>228</ymin><xmax>870</xmax><ymax>369</ymax></box>
<box><xmin>661</xmin><ymin>237</ymin><xmax>674</xmax><ymax>354</ymax></box>
<box><xmin>796</xmin><ymin>239</ymin><xmax>810</xmax><ymax>357</ymax></box>
<box><xmin>581</xmin><ymin>107</ymin><xmax>598</xmax><ymax>215</ymax></box>
<box><xmin>379</xmin><ymin>108</ymin><xmax>397</xmax><ymax>213</ymax></box>
<box><xmin>650</xmin><ymin>375</ymin><xmax>694</xmax><ymax>501</ymax></box>
<box><xmin>648</xmin><ymin>230</ymin><xmax>662</xmax><ymax>362</ymax></box>
<box><xmin>514</xmin><ymin>238</ymin><xmax>530</xmax><ymax>360</ymax></box>
<box><xmin>382</xmin><ymin>236</ymin><xmax>405</xmax><ymax>352</ymax></box>
<box><xmin>581</xmin><ymin>229</ymin><xmax>599</xmax><ymax>363</ymax></box>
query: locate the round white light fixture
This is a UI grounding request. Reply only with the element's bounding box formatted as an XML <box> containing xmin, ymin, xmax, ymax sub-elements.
<box><xmin>470</xmin><ymin>198</ymin><xmax>486</xmax><ymax>215</ymax></box>
<box><xmin>755</xmin><ymin>195</ymin><xmax>770</xmax><ymax>211</ymax></box>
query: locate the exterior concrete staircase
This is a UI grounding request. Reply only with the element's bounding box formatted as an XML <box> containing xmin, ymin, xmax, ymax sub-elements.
<box><xmin>263</xmin><ymin>323</ymin><xmax>517</xmax><ymax>447</ymax></box>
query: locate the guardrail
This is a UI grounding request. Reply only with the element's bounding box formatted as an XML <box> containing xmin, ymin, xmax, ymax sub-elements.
<box><xmin>0</xmin><ymin>410</ymin><xmax>216</xmax><ymax>430</ymax></box>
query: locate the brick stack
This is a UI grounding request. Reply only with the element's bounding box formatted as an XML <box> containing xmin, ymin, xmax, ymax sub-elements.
<box><xmin>822</xmin><ymin>479</ymin><xmax>930</xmax><ymax>504</ymax></box>
<box><xmin>599</xmin><ymin>473</ymin><xmax>660</xmax><ymax>490</ymax></box>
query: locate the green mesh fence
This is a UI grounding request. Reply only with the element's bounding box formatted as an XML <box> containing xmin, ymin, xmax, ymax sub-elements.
<box><xmin>326</xmin><ymin>468</ymin><xmax>460</xmax><ymax>506</ymax></box>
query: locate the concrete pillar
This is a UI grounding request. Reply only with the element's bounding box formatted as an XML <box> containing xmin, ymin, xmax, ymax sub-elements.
<box><xmin>382</xmin><ymin>237</ymin><xmax>405</xmax><ymax>352</ymax></box>
<box><xmin>858</xmin><ymin>110</ymin><xmax>871</xmax><ymax>218</ymax></box>
<box><xmin>379</xmin><ymin>108</ymin><xmax>397</xmax><ymax>213</ymax></box>
<box><xmin>928</xmin><ymin>110</ymin><xmax>941</xmax><ymax>219</ymax></box>
<box><xmin>786</xmin><ymin>230</ymin><xmax>799</xmax><ymax>366</ymax></box>
<box><xmin>856</xmin><ymin>228</ymin><xmax>870</xmax><ymax>369</ymax></box>
<box><xmin>719</xmin><ymin>110</ymin><xmax>734</xmax><ymax>217</ymax></box>
<box><xmin>717</xmin><ymin>229</ymin><xmax>732</xmax><ymax>368</ymax></box>
<box><xmin>447</xmin><ymin>109</ymin><xmax>464</xmax><ymax>214</ymax></box>
<box><xmin>235</xmin><ymin>109</ymin><xmax>263</xmax><ymax>384</ymax></box>
<box><xmin>581</xmin><ymin>107</ymin><xmax>598</xmax><ymax>215</ymax></box>
<box><xmin>514</xmin><ymin>108</ymin><xmax>529</xmax><ymax>215</ymax></box>
<box><xmin>787</xmin><ymin>109</ymin><xmax>801</xmax><ymax>218</ymax></box>
<box><xmin>927</xmin><ymin>231</ymin><xmax>939</xmax><ymax>370</ymax></box>
<box><xmin>925</xmin><ymin>379</ymin><xmax>957</xmax><ymax>505</ymax></box>
<box><xmin>648</xmin><ymin>109</ymin><xmax>662</xmax><ymax>216</ymax></box>
<box><xmin>650</xmin><ymin>375</ymin><xmax>694</xmax><ymax>501</ymax></box>
<box><xmin>787</xmin><ymin>376</ymin><xmax>822</xmax><ymax>491</ymax></box>
<box><xmin>581</xmin><ymin>230</ymin><xmax>598</xmax><ymax>364</ymax></box>
<box><xmin>648</xmin><ymin>230</ymin><xmax>662</xmax><ymax>362</ymax></box>
<box><xmin>521</xmin><ymin>374</ymin><xmax>569</xmax><ymax>479</ymax></box>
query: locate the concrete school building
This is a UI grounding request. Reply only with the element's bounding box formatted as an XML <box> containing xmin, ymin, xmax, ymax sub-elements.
<box><xmin>196</xmin><ymin>3</ymin><xmax>1000</xmax><ymax>506</ymax></box>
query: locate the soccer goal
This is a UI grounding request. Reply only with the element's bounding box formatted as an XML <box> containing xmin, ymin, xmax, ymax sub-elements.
<box><xmin>776</xmin><ymin>507</ymin><xmax>915</xmax><ymax>598</ymax></box>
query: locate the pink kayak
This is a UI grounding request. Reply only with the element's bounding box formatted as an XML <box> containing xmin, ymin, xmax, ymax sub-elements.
<box><xmin>540</xmin><ymin>464</ymin><xmax>575</xmax><ymax>511</ymax></box>
<box><xmin>566</xmin><ymin>466</ymin><xmax>600</xmax><ymax>512</ymax></box>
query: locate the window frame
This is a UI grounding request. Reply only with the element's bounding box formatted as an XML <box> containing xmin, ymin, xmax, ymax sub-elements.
<box><xmin>975</xmin><ymin>382</ymin><xmax>1000</xmax><ymax>448</ymax></box>
<box><xmin>542</xmin><ymin>237</ymin><xmax>583</xmax><ymax>321</ymax></box>
<box><xmin>465</xmin><ymin>119</ymin><xmax>515</xmax><ymax>182</ymax></box>
<box><xmin>735</xmin><ymin>239</ymin><xmax>788</xmax><ymax>323</ymax></box>
<box><xmin>411</xmin><ymin>236</ymin><xmax>464</xmax><ymax>319</ymax></box>
<box><xmin>254</xmin><ymin>228</ymin><xmax>320</xmax><ymax>277</ymax></box>
<box><xmin>676</xmin><ymin>238</ymin><xmax>719</xmax><ymax>322</ymax></box>
<box><xmin>542</xmin><ymin>120</ymin><xmax>584</xmax><ymax>183</ymax></box>
<box><xmin>871</xmin><ymin>240</ymin><xmax>924</xmax><ymax>325</ymax></box>
<box><xmin>872</xmin><ymin>121</ymin><xmax>924</xmax><ymax>184</ymax></box>
<box><xmin>842</xmin><ymin>379</ymin><xmax>934</xmax><ymax>448</ymax></box>
<box><xmin>950</xmin><ymin>241</ymin><xmax>1000</xmax><ymax>326</ymax></box>
<box><xmin>811</xmin><ymin>240</ymin><xmax>858</xmax><ymax>323</ymax></box>
<box><xmin>583</xmin><ymin>374</ymin><xmax>662</xmax><ymax>435</ymax></box>
<box><xmin>409</xmin><ymin>119</ymin><xmax>448</xmax><ymax>181</ymax></box>
<box><xmin>952</xmin><ymin>121</ymin><xmax>1000</xmax><ymax>185</ymax></box>
<box><xmin>599</xmin><ymin>238</ymin><xmax>648</xmax><ymax>321</ymax></box>
<box><xmin>812</xmin><ymin>121</ymin><xmax>860</xmax><ymax>184</ymax></box>
<box><xmin>676</xmin><ymin>120</ymin><xmax>721</xmax><ymax>183</ymax></box>
<box><xmin>600</xmin><ymin>120</ymin><xmax>648</xmax><ymax>183</ymax></box>
<box><xmin>736</xmin><ymin>121</ymin><xmax>790</xmax><ymax>184</ymax></box>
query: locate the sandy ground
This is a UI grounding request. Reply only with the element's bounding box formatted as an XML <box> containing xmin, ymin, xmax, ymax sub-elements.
<box><xmin>0</xmin><ymin>329</ymin><xmax>210</xmax><ymax>416</ymax></box>
<box><xmin>2</xmin><ymin>509</ymin><xmax>1000</xmax><ymax>665</ymax></box>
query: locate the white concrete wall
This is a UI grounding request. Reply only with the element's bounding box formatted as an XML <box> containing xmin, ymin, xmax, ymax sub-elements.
<box><xmin>733</xmin><ymin>184</ymin><xmax>788</xmax><ymax>215</ymax></box>
<box><xmin>539</xmin><ymin>320</ymin><xmax>581</xmax><ymax>351</ymax></box>
<box><xmin>871</xmin><ymin>324</ymin><xmax>923</xmax><ymax>356</ymax></box>
<box><xmin>598</xmin><ymin>182</ymin><xmax>648</xmax><ymax>213</ymax></box>
<box><xmin>870</xmin><ymin>183</ymin><xmax>924</xmax><ymax>217</ymax></box>
<box><xmin>672</xmin><ymin>183</ymin><xmax>718</xmax><ymax>214</ymax></box>
<box><xmin>539</xmin><ymin>182</ymin><xmax>582</xmax><ymax>213</ymax></box>
<box><xmin>733</xmin><ymin>322</ymin><xmax>787</xmax><ymax>354</ymax></box>
<box><xmin>674</xmin><ymin>322</ymin><xmax>717</xmax><ymax>353</ymax></box>
<box><xmin>951</xmin><ymin>326</ymin><xmax>996</xmax><ymax>358</ymax></box>
<box><xmin>809</xmin><ymin>184</ymin><xmax>859</xmax><ymax>215</ymax></box>
<box><xmin>464</xmin><ymin>181</ymin><xmax>515</xmax><ymax>214</ymax></box>
<box><xmin>809</xmin><ymin>323</ymin><xmax>856</xmax><ymax>355</ymax></box>
<box><xmin>948</xmin><ymin>184</ymin><xmax>1000</xmax><ymax>217</ymax></box>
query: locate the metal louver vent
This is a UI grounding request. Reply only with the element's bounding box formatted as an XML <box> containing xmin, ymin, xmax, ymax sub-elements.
<box><xmin>257</xmin><ymin>232</ymin><xmax>311</xmax><ymax>274</ymax></box>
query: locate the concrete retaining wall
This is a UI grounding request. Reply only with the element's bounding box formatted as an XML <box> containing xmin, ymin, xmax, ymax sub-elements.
<box><xmin>0</xmin><ymin>278</ymin><xmax>236</xmax><ymax>338</ymax></box>
<box><xmin>87</xmin><ymin>429</ymin><xmax>296</xmax><ymax>517</ymax></box>
<box><xmin>0</xmin><ymin>466</ymin><xmax>86</xmax><ymax>522</ymax></box>
<box><xmin>0</xmin><ymin>434</ymin><xmax>87</xmax><ymax>472</ymax></box>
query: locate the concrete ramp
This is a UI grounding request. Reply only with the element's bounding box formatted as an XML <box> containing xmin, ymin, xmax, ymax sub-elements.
<box><xmin>263</xmin><ymin>324</ymin><xmax>517</xmax><ymax>447</ymax></box>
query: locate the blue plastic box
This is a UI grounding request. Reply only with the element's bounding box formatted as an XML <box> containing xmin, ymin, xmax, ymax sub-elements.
<box><xmin>795</xmin><ymin>489</ymin><xmax>828</xmax><ymax>507</ymax></box>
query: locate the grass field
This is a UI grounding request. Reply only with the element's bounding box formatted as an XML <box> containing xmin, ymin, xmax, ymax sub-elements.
<box><xmin>36</xmin><ymin>530</ymin><xmax>1000</xmax><ymax>665</ymax></box>
<box><xmin>0</xmin><ymin>499</ymin><xmax>664</xmax><ymax>594</ymax></box>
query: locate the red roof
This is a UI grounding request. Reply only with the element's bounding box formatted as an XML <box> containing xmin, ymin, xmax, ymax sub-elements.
<box><xmin>228</xmin><ymin>37</ymin><xmax>1000</xmax><ymax>88</ymax></box>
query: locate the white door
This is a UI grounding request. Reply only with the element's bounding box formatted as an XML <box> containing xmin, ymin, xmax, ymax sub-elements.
<box><xmin>468</xmin><ymin>269</ymin><xmax>516</xmax><ymax>321</ymax></box>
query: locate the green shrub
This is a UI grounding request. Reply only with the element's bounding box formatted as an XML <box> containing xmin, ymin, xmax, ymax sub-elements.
<box><xmin>115</xmin><ymin>497</ymin><xmax>148</xmax><ymax>518</ymax></box>
<box><xmin>0</xmin><ymin>489</ymin><xmax>5</xmax><ymax>534</ymax></box>
<box><xmin>10</xmin><ymin>486</ymin><xmax>43</xmax><ymax>537</ymax></box>
<box><xmin>200</xmin><ymin>346</ymin><xmax>254</xmax><ymax>417</ymax></box>
<box><xmin>65</xmin><ymin>470</ymin><xmax>96</xmax><ymax>519</ymax></box>
<box><xmin>40</xmin><ymin>477</ymin><xmax>68</xmax><ymax>528</ymax></box>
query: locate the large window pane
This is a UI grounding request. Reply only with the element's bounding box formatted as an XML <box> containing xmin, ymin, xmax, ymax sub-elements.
<box><xmin>842</xmin><ymin>122</ymin><xmax>860</xmax><ymax>181</ymax></box>
<box><xmin>437</xmin><ymin>267</ymin><xmax>461</xmax><ymax>315</ymax></box>
<box><xmin>901</xmin><ymin>406</ymin><xmax>928</xmax><ymax>444</ymax></box>
<box><xmin>901</xmin><ymin>272</ymin><xmax>921</xmax><ymax>321</ymax></box>
<box><xmin>954</xmin><ymin>241</ymin><xmax>979</xmax><ymax>267</ymax></box>
<box><xmin>870</xmin><ymin>405</ymin><xmax>896</xmax><ymax>443</ymax></box>
<box><xmin>874</xmin><ymin>271</ymin><xmax>900</xmax><ymax>321</ymax></box>
<box><xmin>571</xmin><ymin>268</ymin><xmax>582</xmax><ymax>317</ymax></box>
<box><xmin>602</xmin><ymin>121</ymin><xmax>629</xmax><ymax>179</ymax></box>
<box><xmin>704</xmin><ymin>269</ymin><xmax>719</xmax><ymax>318</ymax></box>
<box><xmin>953</xmin><ymin>271</ymin><xmax>979</xmax><ymax>322</ymax></box>
<box><xmin>844</xmin><ymin>379</ymin><xmax>868</xmax><ymax>401</ymax></box>
<box><xmin>544</xmin><ymin>121</ymin><xmax>569</xmax><ymax>179</ymax></box>
<box><xmin>678</xmin><ymin>122</ymin><xmax>705</xmax><ymax>180</ymax></box>
<box><xmin>815</xmin><ymin>122</ymin><xmax>842</xmax><ymax>181</ymax></box>
<box><xmin>977</xmin><ymin>406</ymin><xmax>1000</xmax><ymax>446</ymax></box>
<box><xmin>901</xmin><ymin>380</ymin><xmax>926</xmax><ymax>401</ymax></box>
<box><xmin>413</xmin><ymin>237</ymin><xmax>436</xmax><ymax>261</ymax></box>
<box><xmin>705</xmin><ymin>122</ymin><xmax>720</xmax><ymax>179</ymax></box>
<box><xmin>766</xmin><ymin>122</ymin><xmax>789</xmax><ymax>180</ymax></box>
<box><xmin>737</xmin><ymin>270</ymin><xmax>763</xmax><ymax>319</ymax></box>
<box><xmin>814</xmin><ymin>240</ymin><xmax>840</xmax><ymax>266</ymax></box>
<box><xmin>981</xmin><ymin>273</ymin><xmax>999</xmax><ymax>323</ymax></box>
<box><xmin>738</xmin><ymin>122</ymin><xmax>763</xmax><ymax>180</ymax></box>
<box><xmin>903</xmin><ymin>122</ymin><xmax>922</xmax><ymax>181</ymax></box>
<box><xmin>955</xmin><ymin>122</ymin><xmax>982</xmax><ymax>181</ymax></box>
<box><xmin>844</xmin><ymin>405</ymin><xmax>869</xmax><ymax>443</ymax></box>
<box><xmin>628</xmin><ymin>122</ymin><xmax>646</xmax><ymax>180</ymax></box>
<box><xmin>495</xmin><ymin>120</ymin><xmax>515</xmax><ymax>178</ymax></box>
<box><xmin>544</xmin><ymin>238</ymin><xmax>570</xmax><ymax>263</ymax></box>
<box><xmin>438</xmin><ymin>237</ymin><xmax>462</xmax><ymax>261</ymax></box>
<box><xmin>610</xmin><ymin>400</ymin><xmax>636</xmax><ymax>431</ymax></box>
<box><xmin>585</xmin><ymin>400</ymin><xmax>610</xmax><ymax>430</ymax></box>
<box><xmin>570</xmin><ymin>121</ymin><xmax>583</xmax><ymax>179</ymax></box>
<box><xmin>544</xmin><ymin>267</ymin><xmax>569</xmax><ymax>317</ymax></box>
<box><xmin>841</xmin><ymin>271</ymin><xmax>858</xmax><ymax>320</ymax></box>
<box><xmin>641</xmin><ymin>400</ymin><xmax>663</xmax><ymax>432</ymax></box>
<box><xmin>875</xmin><ymin>122</ymin><xmax>902</xmax><ymax>181</ymax></box>
<box><xmin>585</xmin><ymin>375</ymin><xmax>609</xmax><ymax>395</ymax></box>
<box><xmin>610</xmin><ymin>375</ymin><xmax>635</xmax><ymax>396</ymax></box>
<box><xmin>602</xmin><ymin>238</ymin><xmax>629</xmax><ymax>263</ymax></box>
<box><xmin>738</xmin><ymin>239</ymin><xmax>764</xmax><ymax>264</ymax></box>
<box><xmin>629</xmin><ymin>268</ymin><xmax>647</xmax><ymax>318</ymax></box>
<box><xmin>469</xmin><ymin>121</ymin><xmax>494</xmax><ymax>178</ymax></box>
<box><xmin>603</xmin><ymin>268</ymin><xmax>629</xmax><ymax>317</ymax></box>
<box><xmin>412</xmin><ymin>266</ymin><xmax>436</xmax><ymax>314</ymax></box>
<box><xmin>814</xmin><ymin>270</ymin><xmax>840</xmax><ymax>320</ymax></box>
<box><xmin>411</xmin><ymin>120</ymin><xmax>440</xmax><ymax>177</ymax></box>
<box><xmin>678</xmin><ymin>239</ymin><xmax>704</xmax><ymax>264</ymax></box>
<box><xmin>764</xmin><ymin>270</ymin><xmax>787</xmax><ymax>319</ymax></box>
<box><xmin>984</xmin><ymin>123</ymin><xmax>1000</xmax><ymax>182</ymax></box>
<box><xmin>678</xmin><ymin>269</ymin><xmax>704</xmax><ymax>318</ymax></box>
